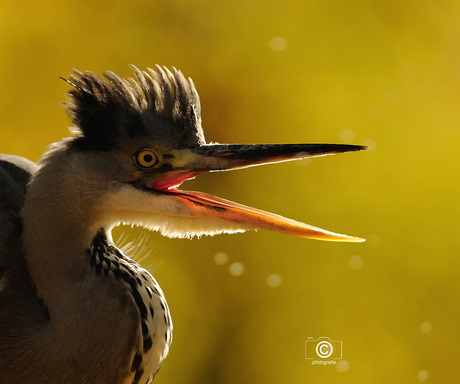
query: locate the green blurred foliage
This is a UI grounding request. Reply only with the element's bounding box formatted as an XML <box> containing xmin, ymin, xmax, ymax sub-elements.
<box><xmin>1</xmin><ymin>0</ymin><xmax>459</xmax><ymax>382</ymax></box>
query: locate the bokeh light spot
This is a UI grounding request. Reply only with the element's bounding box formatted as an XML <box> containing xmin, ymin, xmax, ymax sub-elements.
<box><xmin>417</xmin><ymin>370</ymin><xmax>429</xmax><ymax>381</ymax></box>
<box><xmin>266</xmin><ymin>273</ymin><xmax>282</xmax><ymax>287</ymax></box>
<box><xmin>366</xmin><ymin>233</ymin><xmax>380</xmax><ymax>248</ymax></box>
<box><xmin>214</xmin><ymin>252</ymin><xmax>229</xmax><ymax>265</ymax></box>
<box><xmin>348</xmin><ymin>255</ymin><xmax>363</xmax><ymax>270</ymax></box>
<box><xmin>229</xmin><ymin>262</ymin><xmax>245</xmax><ymax>276</ymax></box>
<box><xmin>362</xmin><ymin>138</ymin><xmax>376</xmax><ymax>152</ymax></box>
<box><xmin>336</xmin><ymin>359</ymin><xmax>350</xmax><ymax>373</ymax></box>
<box><xmin>268</xmin><ymin>37</ymin><xmax>287</xmax><ymax>52</ymax></box>
<box><xmin>420</xmin><ymin>321</ymin><xmax>432</xmax><ymax>334</ymax></box>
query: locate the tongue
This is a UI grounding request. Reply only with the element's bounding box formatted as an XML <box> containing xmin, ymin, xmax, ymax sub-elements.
<box><xmin>149</xmin><ymin>171</ymin><xmax>202</xmax><ymax>191</ymax></box>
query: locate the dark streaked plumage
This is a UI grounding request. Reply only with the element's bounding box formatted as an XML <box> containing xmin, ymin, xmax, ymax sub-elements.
<box><xmin>0</xmin><ymin>65</ymin><xmax>365</xmax><ymax>384</ymax></box>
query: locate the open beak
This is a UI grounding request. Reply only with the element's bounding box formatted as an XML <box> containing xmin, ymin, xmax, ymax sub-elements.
<box><xmin>147</xmin><ymin>143</ymin><xmax>366</xmax><ymax>242</ymax></box>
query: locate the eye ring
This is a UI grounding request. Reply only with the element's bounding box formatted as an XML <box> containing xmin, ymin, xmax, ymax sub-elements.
<box><xmin>135</xmin><ymin>149</ymin><xmax>159</xmax><ymax>169</ymax></box>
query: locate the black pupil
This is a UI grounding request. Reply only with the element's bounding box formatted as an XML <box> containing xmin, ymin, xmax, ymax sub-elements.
<box><xmin>143</xmin><ymin>154</ymin><xmax>153</xmax><ymax>163</ymax></box>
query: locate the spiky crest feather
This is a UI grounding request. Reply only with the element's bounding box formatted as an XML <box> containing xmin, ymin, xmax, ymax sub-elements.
<box><xmin>64</xmin><ymin>65</ymin><xmax>205</xmax><ymax>151</ymax></box>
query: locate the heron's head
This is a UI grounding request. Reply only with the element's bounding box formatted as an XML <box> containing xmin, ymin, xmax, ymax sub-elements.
<box><xmin>36</xmin><ymin>66</ymin><xmax>365</xmax><ymax>241</ymax></box>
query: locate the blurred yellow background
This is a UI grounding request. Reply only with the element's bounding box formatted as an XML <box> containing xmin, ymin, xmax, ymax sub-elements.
<box><xmin>1</xmin><ymin>0</ymin><xmax>458</xmax><ymax>383</ymax></box>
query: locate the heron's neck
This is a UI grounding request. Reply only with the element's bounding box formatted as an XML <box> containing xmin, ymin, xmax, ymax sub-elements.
<box><xmin>21</xmin><ymin>171</ymin><xmax>106</xmax><ymax>309</ymax></box>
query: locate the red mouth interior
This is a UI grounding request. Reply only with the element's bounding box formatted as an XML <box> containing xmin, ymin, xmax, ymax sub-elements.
<box><xmin>148</xmin><ymin>171</ymin><xmax>202</xmax><ymax>192</ymax></box>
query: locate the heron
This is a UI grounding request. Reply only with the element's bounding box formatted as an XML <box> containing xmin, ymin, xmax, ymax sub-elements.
<box><xmin>0</xmin><ymin>66</ymin><xmax>365</xmax><ymax>384</ymax></box>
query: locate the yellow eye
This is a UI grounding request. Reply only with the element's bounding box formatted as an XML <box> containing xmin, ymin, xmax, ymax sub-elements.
<box><xmin>135</xmin><ymin>149</ymin><xmax>159</xmax><ymax>169</ymax></box>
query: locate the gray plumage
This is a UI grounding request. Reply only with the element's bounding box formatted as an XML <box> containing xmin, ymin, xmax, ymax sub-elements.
<box><xmin>0</xmin><ymin>65</ymin><xmax>365</xmax><ymax>384</ymax></box>
<box><xmin>0</xmin><ymin>67</ymin><xmax>186</xmax><ymax>384</ymax></box>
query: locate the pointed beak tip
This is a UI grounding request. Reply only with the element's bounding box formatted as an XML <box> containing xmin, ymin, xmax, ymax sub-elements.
<box><xmin>319</xmin><ymin>234</ymin><xmax>366</xmax><ymax>243</ymax></box>
<box><xmin>349</xmin><ymin>145</ymin><xmax>369</xmax><ymax>153</ymax></box>
<box><xmin>337</xmin><ymin>233</ymin><xmax>366</xmax><ymax>242</ymax></box>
